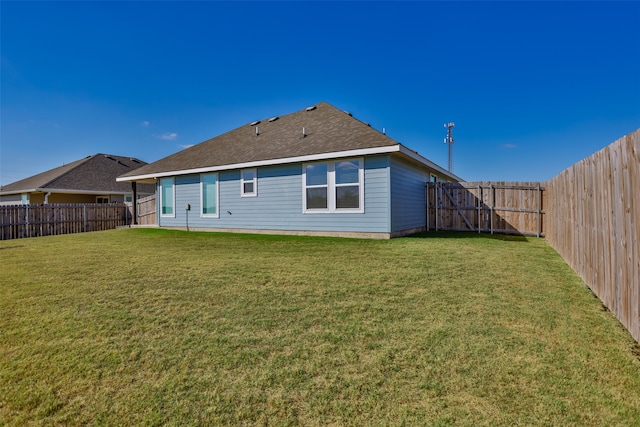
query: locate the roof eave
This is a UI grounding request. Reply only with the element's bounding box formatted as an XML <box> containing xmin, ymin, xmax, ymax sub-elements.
<box><xmin>116</xmin><ymin>144</ymin><xmax>462</xmax><ymax>183</ymax></box>
<box><xmin>0</xmin><ymin>188</ymin><xmax>140</xmax><ymax>196</ymax></box>
<box><xmin>116</xmin><ymin>145</ymin><xmax>402</xmax><ymax>182</ymax></box>
<box><xmin>0</xmin><ymin>188</ymin><xmax>39</xmax><ymax>196</ymax></box>
<box><xmin>397</xmin><ymin>146</ymin><xmax>463</xmax><ymax>182</ymax></box>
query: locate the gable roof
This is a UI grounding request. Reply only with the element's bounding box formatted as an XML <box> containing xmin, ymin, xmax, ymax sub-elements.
<box><xmin>1</xmin><ymin>154</ymin><xmax>151</xmax><ymax>195</ymax></box>
<box><xmin>118</xmin><ymin>102</ymin><xmax>462</xmax><ymax>182</ymax></box>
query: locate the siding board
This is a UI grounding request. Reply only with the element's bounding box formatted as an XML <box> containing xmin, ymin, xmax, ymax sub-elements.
<box><xmin>162</xmin><ymin>155</ymin><xmax>391</xmax><ymax>234</ymax></box>
<box><xmin>390</xmin><ymin>157</ymin><xmax>429</xmax><ymax>233</ymax></box>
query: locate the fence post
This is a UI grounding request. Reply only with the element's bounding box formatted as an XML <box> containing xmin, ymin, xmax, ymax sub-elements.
<box><xmin>83</xmin><ymin>204</ymin><xmax>87</xmax><ymax>233</ymax></box>
<box><xmin>435</xmin><ymin>183</ymin><xmax>439</xmax><ymax>231</ymax></box>
<box><xmin>26</xmin><ymin>204</ymin><xmax>30</xmax><ymax>238</ymax></box>
<box><xmin>490</xmin><ymin>183</ymin><xmax>494</xmax><ymax>235</ymax></box>
<box><xmin>477</xmin><ymin>184</ymin><xmax>481</xmax><ymax>233</ymax></box>
<box><xmin>537</xmin><ymin>184</ymin><xmax>541</xmax><ymax>238</ymax></box>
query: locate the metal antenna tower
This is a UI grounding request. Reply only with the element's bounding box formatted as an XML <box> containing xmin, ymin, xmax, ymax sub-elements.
<box><xmin>444</xmin><ymin>122</ymin><xmax>455</xmax><ymax>172</ymax></box>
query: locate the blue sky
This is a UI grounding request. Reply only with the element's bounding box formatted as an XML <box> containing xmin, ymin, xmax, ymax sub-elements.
<box><xmin>1</xmin><ymin>1</ymin><xmax>639</xmax><ymax>185</ymax></box>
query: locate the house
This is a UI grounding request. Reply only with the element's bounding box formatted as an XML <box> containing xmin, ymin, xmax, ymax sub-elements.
<box><xmin>0</xmin><ymin>153</ymin><xmax>155</xmax><ymax>206</ymax></box>
<box><xmin>116</xmin><ymin>102</ymin><xmax>462</xmax><ymax>238</ymax></box>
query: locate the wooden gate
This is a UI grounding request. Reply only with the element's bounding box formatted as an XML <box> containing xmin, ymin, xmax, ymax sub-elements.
<box><xmin>426</xmin><ymin>182</ymin><xmax>545</xmax><ymax>237</ymax></box>
<box><xmin>135</xmin><ymin>194</ymin><xmax>156</xmax><ymax>225</ymax></box>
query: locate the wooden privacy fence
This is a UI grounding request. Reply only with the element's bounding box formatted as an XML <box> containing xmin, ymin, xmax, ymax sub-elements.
<box><xmin>545</xmin><ymin>129</ymin><xmax>639</xmax><ymax>342</ymax></box>
<box><xmin>0</xmin><ymin>203</ymin><xmax>129</xmax><ymax>240</ymax></box>
<box><xmin>429</xmin><ymin>131</ymin><xmax>639</xmax><ymax>342</ymax></box>
<box><xmin>426</xmin><ymin>182</ymin><xmax>545</xmax><ymax>237</ymax></box>
<box><xmin>135</xmin><ymin>194</ymin><xmax>156</xmax><ymax>225</ymax></box>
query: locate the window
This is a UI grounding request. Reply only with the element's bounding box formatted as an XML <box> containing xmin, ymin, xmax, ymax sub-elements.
<box><xmin>241</xmin><ymin>168</ymin><xmax>257</xmax><ymax>197</ymax></box>
<box><xmin>160</xmin><ymin>177</ymin><xmax>174</xmax><ymax>216</ymax></box>
<box><xmin>201</xmin><ymin>173</ymin><xmax>218</xmax><ymax>217</ymax></box>
<box><xmin>430</xmin><ymin>174</ymin><xmax>437</xmax><ymax>183</ymax></box>
<box><xmin>335</xmin><ymin>160</ymin><xmax>360</xmax><ymax>209</ymax></box>
<box><xmin>96</xmin><ymin>196</ymin><xmax>110</xmax><ymax>204</ymax></box>
<box><xmin>303</xmin><ymin>159</ymin><xmax>363</xmax><ymax>213</ymax></box>
<box><xmin>305</xmin><ymin>163</ymin><xmax>328</xmax><ymax>209</ymax></box>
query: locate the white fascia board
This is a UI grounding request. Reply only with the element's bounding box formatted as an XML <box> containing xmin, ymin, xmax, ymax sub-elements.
<box><xmin>116</xmin><ymin>145</ymin><xmax>402</xmax><ymax>182</ymax></box>
<box><xmin>0</xmin><ymin>188</ymin><xmax>39</xmax><ymax>196</ymax></box>
<box><xmin>397</xmin><ymin>146</ymin><xmax>463</xmax><ymax>182</ymax></box>
<box><xmin>1</xmin><ymin>188</ymin><xmax>131</xmax><ymax>196</ymax></box>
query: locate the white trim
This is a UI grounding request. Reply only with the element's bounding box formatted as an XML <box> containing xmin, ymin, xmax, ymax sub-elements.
<box><xmin>240</xmin><ymin>168</ymin><xmax>257</xmax><ymax>197</ymax></box>
<box><xmin>0</xmin><ymin>188</ymin><xmax>45</xmax><ymax>196</ymax></box>
<box><xmin>117</xmin><ymin>146</ymin><xmax>400</xmax><ymax>182</ymax></box>
<box><xmin>116</xmin><ymin>143</ymin><xmax>463</xmax><ymax>183</ymax></box>
<box><xmin>200</xmin><ymin>172</ymin><xmax>219</xmax><ymax>218</ymax></box>
<box><xmin>302</xmin><ymin>162</ymin><xmax>329</xmax><ymax>212</ymax></box>
<box><xmin>159</xmin><ymin>177</ymin><xmax>175</xmax><ymax>218</ymax></box>
<box><xmin>336</xmin><ymin>160</ymin><xmax>365</xmax><ymax>211</ymax></box>
<box><xmin>302</xmin><ymin>158</ymin><xmax>364</xmax><ymax>214</ymax></box>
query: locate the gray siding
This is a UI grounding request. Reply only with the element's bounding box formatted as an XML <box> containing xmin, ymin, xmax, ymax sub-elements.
<box><xmin>158</xmin><ymin>155</ymin><xmax>391</xmax><ymax>233</ymax></box>
<box><xmin>390</xmin><ymin>156</ymin><xmax>428</xmax><ymax>232</ymax></box>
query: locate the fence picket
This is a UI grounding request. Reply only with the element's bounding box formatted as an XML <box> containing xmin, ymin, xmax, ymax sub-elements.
<box><xmin>426</xmin><ymin>182</ymin><xmax>545</xmax><ymax>236</ymax></box>
<box><xmin>0</xmin><ymin>203</ymin><xmax>128</xmax><ymax>241</ymax></box>
<box><xmin>546</xmin><ymin>129</ymin><xmax>639</xmax><ymax>342</ymax></box>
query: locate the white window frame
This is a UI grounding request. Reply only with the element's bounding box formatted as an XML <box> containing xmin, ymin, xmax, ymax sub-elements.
<box><xmin>240</xmin><ymin>168</ymin><xmax>257</xmax><ymax>197</ymax></box>
<box><xmin>96</xmin><ymin>196</ymin><xmax>110</xmax><ymax>204</ymax></box>
<box><xmin>304</xmin><ymin>162</ymin><xmax>329</xmax><ymax>211</ymax></box>
<box><xmin>200</xmin><ymin>172</ymin><xmax>219</xmax><ymax>218</ymax></box>
<box><xmin>302</xmin><ymin>158</ymin><xmax>364</xmax><ymax>214</ymax></box>
<box><xmin>160</xmin><ymin>177</ymin><xmax>175</xmax><ymax>217</ymax></box>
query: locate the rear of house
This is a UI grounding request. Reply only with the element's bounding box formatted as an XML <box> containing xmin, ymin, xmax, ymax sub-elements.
<box><xmin>118</xmin><ymin>102</ymin><xmax>460</xmax><ymax>238</ymax></box>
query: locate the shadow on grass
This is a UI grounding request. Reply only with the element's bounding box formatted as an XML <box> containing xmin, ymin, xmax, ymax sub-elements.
<box><xmin>407</xmin><ymin>231</ymin><xmax>530</xmax><ymax>242</ymax></box>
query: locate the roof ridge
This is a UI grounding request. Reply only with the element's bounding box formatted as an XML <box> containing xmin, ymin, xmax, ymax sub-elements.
<box><xmin>247</xmin><ymin>101</ymin><xmax>329</xmax><ymax>127</ymax></box>
<box><xmin>116</xmin><ymin>101</ymin><xmax>405</xmax><ymax>181</ymax></box>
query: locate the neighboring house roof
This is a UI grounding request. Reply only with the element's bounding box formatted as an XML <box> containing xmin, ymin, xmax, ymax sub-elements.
<box><xmin>117</xmin><ymin>102</ymin><xmax>462</xmax><ymax>182</ymax></box>
<box><xmin>0</xmin><ymin>153</ymin><xmax>152</xmax><ymax>195</ymax></box>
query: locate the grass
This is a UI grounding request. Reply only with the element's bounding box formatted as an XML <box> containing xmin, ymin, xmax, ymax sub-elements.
<box><xmin>1</xmin><ymin>228</ymin><xmax>639</xmax><ymax>426</ymax></box>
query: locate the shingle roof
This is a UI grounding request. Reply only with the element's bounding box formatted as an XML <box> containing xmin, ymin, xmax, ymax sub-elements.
<box><xmin>117</xmin><ymin>101</ymin><xmax>461</xmax><ymax>182</ymax></box>
<box><xmin>118</xmin><ymin>102</ymin><xmax>400</xmax><ymax>179</ymax></box>
<box><xmin>0</xmin><ymin>154</ymin><xmax>152</xmax><ymax>194</ymax></box>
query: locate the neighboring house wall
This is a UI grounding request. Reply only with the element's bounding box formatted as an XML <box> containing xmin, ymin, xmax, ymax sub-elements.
<box><xmin>158</xmin><ymin>155</ymin><xmax>391</xmax><ymax>235</ymax></box>
<box><xmin>35</xmin><ymin>193</ymin><xmax>114</xmax><ymax>204</ymax></box>
<box><xmin>27</xmin><ymin>194</ymin><xmax>45</xmax><ymax>204</ymax></box>
<box><xmin>0</xmin><ymin>195</ymin><xmax>22</xmax><ymax>206</ymax></box>
<box><xmin>0</xmin><ymin>193</ymin><xmax>129</xmax><ymax>205</ymax></box>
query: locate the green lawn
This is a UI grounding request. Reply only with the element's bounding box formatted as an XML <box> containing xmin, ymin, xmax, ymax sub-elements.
<box><xmin>1</xmin><ymin>229</ymin><xmax>639</xmax><ymax>426</ymax></box>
